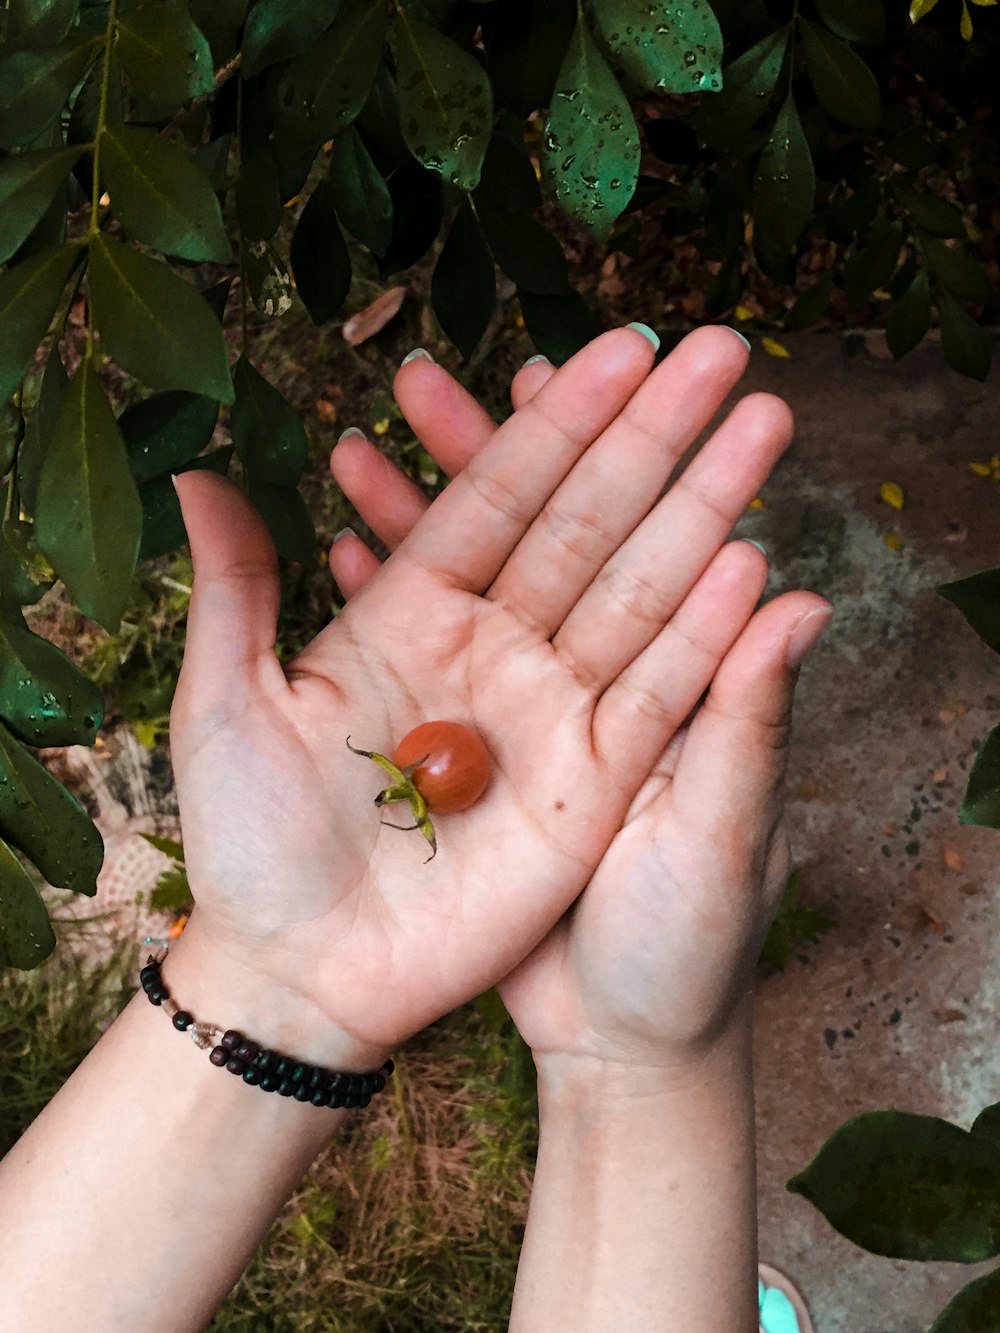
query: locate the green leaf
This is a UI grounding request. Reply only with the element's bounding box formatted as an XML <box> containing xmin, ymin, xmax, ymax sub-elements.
<box><xmin>99</xmin><ymin>126</ymin><xmax>230</xmax><ymax>264</ymax></box>
<box><xmin>787</xmin><ymin>1110</ymin><xmax>1000</xmax><ymax>1261</ymax></box>
<box><xmin>476</xmin><ymin>202</ymin><xmax>571</xmax><ymax>296</ymax></box>
<box><xmin>243</xmin><ymin>238</ymin><xmax>295</xmax><ymax>318</ymax></box>
<box><xmin>356</xmin><ymin>60</ymin><xmax>410</xmax><ymax>171</ymax></box>
<box><xmin>923</xmin><ymin>239</ymin><xmax>995</xmax><ymax>304</ymax></box>
<box><xmin>697</xmin><ymin>27</ymin><xmax>790</xmax><ymax>150</ymax></box>
<box><xmin>87</xmin><ymin>235</ymin><xmax>234</xmax><ymax>402</ymax></box>
<box><xmin>0</xmin><ymin>602</ymin><xmax>104</xmax><ymax>748</ymax></box>
<box><xmin>0</xmin><ymin>510</ymin><xmax>56</xmax><ymax>606</ymax></box>
<box><xmin>890</xmin><ymin>179</ymin><xmax>966</xmax><ymax>238</ymax></box>
<box><xmin>378</xmin><ymin>162</ymin><xmax>443</xmax><ymax>278</ymax></box>
<box><xmin>517</xmin><ymin>286</ymin><xmax>600</xmax><ymax>366</ymax></box>
<box><xmin>788</xmin><ymin>270</ymin><xmax>835</xmax><ymax>330</ymax></box>
<box><xmin>0</xmin><ymin>35</ymin><xmax>100</xmax><ymax>150</ymax></box>
<box><xmin>0</xmin><ymin>837</ymin><xmax>55</xmax><ymax>969</ymax></box>
<box><xmin>275</xmin><ymin>0</ymin><xmax>386</xmax><ymax>156</ymax></box>
<box><xmin>813</xmin><ymin>0</ymin><xmax>885</xmax><ymax>46</ymax></box>
<box><xmin>541</xmin><ymin>16</ymin><xmax>639</xmax><ymax>242</ymax></box>
<box><xmin>139</xmin><ymin>831</ymin><xmax>185</xmax><ymax>862</ymax></box>
<box><xmin>241</xmin><ymin>0</ymin><xmax>343</xmax><ymax>79</ymax></box>
<box><xmin>188</xmin><ymin>0</ymin><xmax>248</xmax><ymax>66</ymax></box>
<box><xmin>0</xmin><ymin>147</ymin><xmax>82</xmax><ymax>266</ymax></box>
<box><xmin>396</xmin><ymin>7</ymin><xmax>492</xmax><ymax>191</ymax></box>
<box><xmin>235</xmin><ymin>148</ymin><xmax>282</xmax><ymax>243</ymax></box>
<box><xmin>33</xmin><ymin>356</ymin><xmax>142</xmax><ymax>632</ymax></box>
<box><xmin>118</xmin><ymin>390</ymin><xmax>220</xmax><ymax>484</ymax></box>
<box><xmin>843</xmin><ymin>220</ymin><xmax>903</xmax><ymax>305</ymax></box>
<box><xmin>328</xmin><ymin>125</ymin><xmax>392</xmax><ymax>256</ymax></box>
<box><xmin>938</xmin><ymin>567</ymin><xmax>1000</xmax><ymax>655</ymax></box>
<box><xmin>485</xmin><ymin>0</ymin><xmax>576</xmax><ymax>118</ymax></box>
<box><xmin>752</xmin><ymin>92</ymin><xmax>814</xmax><ymax>255</ymax></box>
<box><xmin>246</xmin><ymin>473</ymin><xmax>315</xmax><ymax>563</ymax></box>
<box><xmin>0</xmin><ymin>244</ymin><xmax>81</xmax><ymax>407</ymax></box>
<box><xmin>931</xmin><ymin>1268</ymin><xmax>1000</xmax><ymax>1333</ymax></box>
<box><xmin>938</xmin><ymin>292</ymin><xmax>991</xmax><ymax>382</ymax></box>
<box><xmin>289</xmin><ymin>177</ymin><xmax>352</xmax><ymax>325</ymax></box>
<box><xmin>473</xmin><ymin>122</ymin><xmax>542</xmax><ymax>214</ymax></box>
<box><xmin>117</xmin><ymin>0</ymin><xmax>214</xmax><ymax>118</ymax></box>
<box><xmin>957</xmin><ymin>724</ymin><xmax>1000</xmax><ymax>827</ymax></box>
<box><xmin>431</xmin><ymin>199</ymin><xmax>495</xmax><ymax>360</ymax></box>
<box><xmin>5</xmin><ymin>0</ymin><xmax>81</xmax><ymax>50</ymax></box>
<box><xmin>137</xmin><ymin>446</ymin><xmax>231</xmax><ymax>559</ymax></box>
<box><xmin>759</xmin><ymin>869</ymin><xmax>837</xmax><ymax>971</ymax></box>
<box><xmin>0</xmin><ymin>405</ymin><xmax>25</xmax><ymax>476</ymax></box>
<box><xmin>589</xmin><ymin>0</ymin><xmax>723</xmax><ymax>94</ymax></box>
<box><xmin>0</xmin><ymin>718</ymin><xmax>104</xmax><ymax>895</ymax></box>
<box><xmin>230</xmin><ymin>356</ymin><xmax>309</xmax><ymax>485</ymax></box>
<box><xmin>885</xmin><ymin>269</ymin><xmax>931</xmax><ymax>357</ymax></box>
<box><xmin>799</xmin><ymin>18</ymin><xmax>880</xmax><ymax>130</ymax></box>
<box><xmin>149</xmin><ymin>865</ymin><xmax>193</xmax><ymax>912</ymax></box>
<box><xmin>17</xmin><ymin>345</ymin><xmax>68</xmax><ymax>519</ymax></box>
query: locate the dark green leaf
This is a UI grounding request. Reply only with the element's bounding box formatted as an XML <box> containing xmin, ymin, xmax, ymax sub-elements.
<box><xmin>476</xmin><ymin>202</ymin><xmax>570</xmax><ymax>296</ymax></box>
<box><xmin>87</xmin><ymin>235</ymin><xmax>235</xmax><ymax>402</ymax></box>
<box><xmin>789</xmin><ymin>270</ymin><xmax>835</xmax><ymax>329</ymax></box>
<box><xmin>378</xmin><ymin>161</ymin><xmax>443</xmax><ymax>277</ymax></box>
<box><xmin>0</xmin><ymin>505</ymin><xmax>55</xmax><ymax>606</ymax></box>
<box><xmin>799</xmin><ymin>18</ymin><xmax>880</xmax><ymax>130</ymax></box>
<box><xmin>697</xmin><ymin>27</ymin><xmax>790</xmax><ymax>151</ymax></box>
<box><xmin>938</xmin><ymin>567</ymin><xmax>1000</xmax><ymax>655</ymax></box>
<box><xmin>431</xmin><ymin>200</ymin><xmax>495</xmax><ymax>360</ymax></box>
<box><xmin>472</xmin><ymin>124</ymin><xmax>542</xmax><ymax>214</ymax></box>
<box><xmin>0</xmin><ymin>405</ymin><xmax>24</xmax><ymax>476</ymax></box>
<box><xmin>119</xmin><ymin>391</ymin><xmax>220</xmax><ymax>483</ymax></box>
<box><xmin>230</xmin><ymin>356</ymin><xmax>309</xmax><ymax>485</ymax></box>
<box><xmin>704</xmin><ymin>259</ymin><xmax>742</xmax><ymax>317</ymax></box>
<box><xmin>201</xmin><ymin>275</ymin><xmax>234</xmax><ymax>324</ymax></box>
<box><xmin>117</xmin><ymin>0</ymin><xmax>214</xmax><ymax>117</ymax></box>
<box><xmin>149</xmin><ymin>866</ymin><xmax>193</xmax><ymax>912</ymax></box>
<box><xmin>0</xmin><ymin>147</ymin><xmax>82</xmax><ymax>266</ymax></box>
<box><xmin>832</xmin><ymin>174</ymin><xmax>880</xmax><ymax>236</ymax></box>
<box><xmin>885</xmin><ymin>270</ymin><xmax>931</xmax><ymax>358</ymax></box>
<box><xmin>246</xmin><ymin>473</ymin><xmax>315</xmax><ymax>563</ymax></box>
<box><xmin>971</xmin><ymin>1102</ymin><xmax>1000</xmax><ymax>1150</ymax></box>
<box><xmin>33</xmin><ymin>356</ymin><xmax>142</xmax><ymax>632</ymax></box>
<box><xmin>484</xmin><ymin>0</ymin><xmax>576</xmax><ymax>118</ymax></box>
<box><xmin>17</xmin><ymin>346</ymin><xmax>68</xmax><ymax>520</ymax></box>
<box><xmin>542</xmin><ymin>16</ymin><xmax>639</xmax><ymax>242</ymax></box>
<box><xmin>67</xmin><ymin>43</ymin><xmax>123</xmax><ymax>151</ymax></box>
<box><xmin>590</xmin><ymin>0</ymin><xmax>723</xmax><ymax>94</ymax></box>
<box><xmin>188</xmin><ymin>0</ymin><xmax>248</xmax><ymax>64</ymax></box>
<box><xmin>939</xmin><ymin>293</ymin><xmax>991</xmax><ymax>382</ymax></box>
<box><xmin>787</xmin><ymin>1110</ymin><xmax>1000</xmax><ymax>1261</ymax></box>
<box><xmin>517</xmin><ymin>287</ymin><xmax>600</xmax><ymax>366</ymax></box>
<box><xmin>0</xmin><ymin>244</ymin><xmax>81</xmax><ymax>406</ymax></box>
<box><xmin>931</xmin><ymin>1267</ymin><xmax>1000</xmax><ymax>1333</ymax></box>
<box><xmin>923</xmin><ymin>239</ymin><xmax>995</xmax><ymax>305</ymax></box>
<box><xmin>396</xmin><ymin>8</ymin><xmax>492</xmax><ymax>191</ymax></box>
<box><xmin>275</xmin><ymin>0</ymin><xmax>386</xmax><ymax>157</ymax></box>
<box><xmin>243</xmin><ymin>237</ymin><xmax>295</xmax><ymax>318</ymax></box>
<box><xmin>891</xmin><ymin>179</ymin><xmax>965</xmax><ymax>239</ymax></box>
<box><xmin>328</xmin><ymin>125</ymin><xmax>392</xmax><ymax>256</ymax></box>
<box><xmin>235</xmin><ymin>148</ymin><xmax>283</xmax><ymax>242</ymax></box>
<box><xmin>5</xmin><ymin>0</ymin><xmax>81</xmax><ymax>50</ymax></box>
<box><xmin>289</xmin><ymin>178</ymin><xmax>352</xmax><ymax>325</ymax></box>
<box><xmin>813</xmin><ymin>0</ymin><xmax>885</xmax><ymax>46</ymax></box>
<box><xmin>356</xmin><ymin>61</ymin><xmax>410</xmax><ymax>172</ymax></box>
<box><xmin>752</xmin><ymin>92</ymin><xmax>814</xmax><ymax>255</ymax></box>
<box><xmin>0</xmin><ymin>837</ymin><xmax>55</xmax><ymax>969</ymax></box>
<box><xmin>758</xmin><ymin>869</ymin><xmax>836</xmax><ymax>972</ymax></box>
<box><xmin>701</xmin><ymin>168</ymin><xmax>744</xmax><ymax>262</ymax></box>
<box><xmin>959</xmin><ymin>722</ymin><xmax>1000</xmax><ymax>825</ymax></box>
<box><xmin>242</xmin><ymin>0</ymin><xmax>343</xmax><ymax>79</ymax></box>
<box><xmin>139</xmin><ymin>831</ymin><xmax>185</xmax><ymax>861</ymax></box>
<box><xmin>0</xmin><ymin>35</ymin><xmax>100</xmax><ymax>150</ymax></box>
<box><xmin>0</xmin><ymin>718</ymin><xmax>103</xmax><ymax>894</ymax></box>
<box><xmin>137</xmin><ymin>446</ymin><xmax>231</xmax><ymax>559</ymax></box>
<box><xmin>100</xmin><ymin>126</ymin><xmax>230</xmax><ymax>263</ymax></box>
<box><xmin>843</xmin><ymin>220</ymin><xmax>903</xmax><ymax>305</ymax></box>
<box><xmin>0</xmin><ymin>602</ymin><xmax>104</xmax><ymax>747</ymax></box>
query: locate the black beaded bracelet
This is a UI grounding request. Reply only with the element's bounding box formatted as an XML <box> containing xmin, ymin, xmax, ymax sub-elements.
<box><xmin>139</xmin><ymin>948</ymin><xmax>393</xmax><ymax>1110</ymax></box>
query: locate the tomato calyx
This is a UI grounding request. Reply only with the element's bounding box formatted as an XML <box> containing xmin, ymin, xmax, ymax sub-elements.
<box><xmin>345</xmin><ymin>736</ymin><xmax>438</xmax><ymax>861</ymax></box>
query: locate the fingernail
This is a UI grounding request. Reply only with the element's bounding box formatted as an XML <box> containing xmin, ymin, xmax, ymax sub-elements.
<box><xmin>740</xmin><ymin>537</ymin><xmax>768</xmax><ymax>558</ymax></box>
<box><xmin>400</xmin><ymin>347</ymin><xmax>433</xmax><ymax>367</ymax></box>
<box><xmin>523</xmin><ymin>354</ymin><xmax>550</xmax><ymax>367</ymax></box>
<box><xmin>724</xmin><ymin>327</ymin><xmax>752</xmax><ymax>351</ymax></box>
<box><xmin>333</xmin><ymin>527</ymin><xmax>356</xmax><ymax>543</ymax></box>
<box><xmin>337</xmin><ymin>427</ymin><xmax>366</xmax><ymax>443</ymax></box>
<box><xmin>787</xmin><ymin>605</ymin><xmax>833</xmax><ymax>669</ymax></box>
<box><xmin>626</xmin><ymin>322</ymin><xmax>660</xmax><ymax>351</ymax></box>
<box><xmin>170</xmin><ymin>472</ymin><xmax>180</xmax><ymax>492</ymax></box>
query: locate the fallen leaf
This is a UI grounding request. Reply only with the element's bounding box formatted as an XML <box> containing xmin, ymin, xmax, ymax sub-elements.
<box><xmin>748</xmin><ymin>496</ymin><xmax>765</xmax><ymax>510</ymax></box>
<box><xmin>943</xmin><ymin>846</ymin><xmax>965</xmax><ymax>871</ymax></box>
<box><xmin>341</xmin><ymin>286</ymin><xmax>407</xmax><ymax>346</ymax></box>
<box><xmin>798</xmin><ymin>775</ymin><xmax>817</xmax><ymax>800</ymax></box>
<box><xmin>883</xmin><ymin>531</ymin><xmax>904</xmax><ymax>551</ymax></box>
<box><xmin>932</xmin><ymin>765</ymin><xmax>949</xmax><ymax>783</ymax></box>
<box><xmin>932</xmin><ymin>1008</ymin><xmax>966</xmax><ymax>1024</ymax></box>
<box><xmin>314</xmin><ymin>398</ymin><xmax>338</xmax><ymax>423</ymax></box>
<box><xmin>761</xmin><ymin>336</ymin><xmax>792</xmax><ymax>359</ymax></box>
<box><xmin>883</xmin><ymin>821</ymin><xmax>898</xmax><ymax>836</ymax></box>
<box><xmin>968</xmin><ymin>461</ymin><xmax>991</xmax><ymax>477</ymax></box>
<box><xmin>879</xmin><ymin>481</ymin><xmax>904</xmax><ymax>510</ymax></box>
<box><xmin>734</xmin><ymin>304</ymin><xmax>754</xmax><ymax>321</ymax></box>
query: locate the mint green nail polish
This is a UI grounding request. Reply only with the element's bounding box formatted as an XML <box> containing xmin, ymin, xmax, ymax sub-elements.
<box><xmin>523</xmin><ymin>354</ymin><xmax>550</xmax><ymax>367</ymax></box>
<box><xmin>333</xmin><ymin>527</ymin><xmax>356</xmax><ymax>543</ymax></box>
<box><xmin>337</xmin><ymin>427</ymin><xmax>366</xmax><ymax>443</ymax></box>
<box><xmin>724</xmin><ymin>326</ymin><xmax>752</xmax><ymax>351</ymax></box>
<box><xmin>741</xmin><ymin>537</ymin><xmax>768</xmax><ymax>558</ymax></box>
<box><xmin>400</xmin><ymin>347</ymin><xmax>433</xmax><ymax>367</ymax></box>
<box><xmin>626</xmin><ymin>322</ymin><xmax>660</xmax><ymax>351</ymax></box>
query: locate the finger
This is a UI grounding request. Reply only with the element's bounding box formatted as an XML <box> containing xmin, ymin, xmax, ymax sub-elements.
<box><xmin>329</xmin><ymin>430</ymin><xmax>430</xmax><ymax>550</ymax></box>
<box><xmin>393</xmin><ymin>352</ymin><xmax>498</xmax><ymax>476</ymax></box>
<box><xmin>593</xmin><ymin>539</ymin><xmax>771</xmax><ymax>781</ymax></box>
<box><xmin>554</xmin><ymin>389</ymin><xmax>793</xmax><ymax>692</ymax></box>
<box><xmin>171</xmin><ymin>471</ymin><xmax>287</xmax><ymax>723</ymax></box>
<box><xmin>400</xmin><ymin>326</ymin><xmax>657</xmax><ymax>593</ymax></box>
<box><xmin>328</xmin><ymin>527</ymin><xmax>382</xmax><ymax>601</ymax></box>
<box><xmin>487</xmin><ymin>325</ymin><xmax>750</xmax><ymax>638</ymax></box>
<box><xmin>510</xmin><ymin>355</ymin><xmax>556</xmax><ymax>411</ymax></box>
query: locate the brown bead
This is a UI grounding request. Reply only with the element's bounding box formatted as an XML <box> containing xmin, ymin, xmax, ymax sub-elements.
<box><xmin>209</xmin><ymin>1046</ymin><xmax>229</xmax><ymax>1067</ymax></box>
<box><xmin>220</xmin><ymin>1029</ymin><xmax>243</xmax><ymax>1052</ymax></box>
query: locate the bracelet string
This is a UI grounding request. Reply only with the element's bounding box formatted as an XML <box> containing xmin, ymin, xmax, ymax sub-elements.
<box><xmin>139</xmin><ymin>943</ymin><xmax>393</xmax><ymax>1110</ymax></box>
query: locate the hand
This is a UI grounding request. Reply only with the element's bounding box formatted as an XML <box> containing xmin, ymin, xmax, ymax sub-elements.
<box><xmin>170</xmin><ymin>326</ymin><xmax>793</xmax><ymax>1071</ymax></box>
<box><xmin>328</xmin><ymin>327</ymin><xmax>831</xmax><ymax>1073</ymax></box>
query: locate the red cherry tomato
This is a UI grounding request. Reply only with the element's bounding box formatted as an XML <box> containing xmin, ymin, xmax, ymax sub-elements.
<box><xmin>391</xmin><ymin>721</ymin><xmax>490</xmax><ymax>814</ymax></box>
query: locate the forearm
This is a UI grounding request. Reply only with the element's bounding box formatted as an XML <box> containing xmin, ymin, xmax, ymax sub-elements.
<box><xmin>0</xmin><ymin>920</ymin><xmax>392</xmax><ymax>1332</ymax></box>
<box><xmin>510</xmin><ymin>1002</ymin><xmax>759</xmax><ymax>1332</ymax></box>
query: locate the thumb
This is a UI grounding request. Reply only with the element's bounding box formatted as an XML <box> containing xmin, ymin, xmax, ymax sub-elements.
<box><xmin>673</xmin><ymin>592</ymin><xmax>832</xmax><ymax>840</ymax></box>
<box><xmin>171</xmin><ymin>470</ymin><xmax>283</xmax><ymax>722</ymax></box>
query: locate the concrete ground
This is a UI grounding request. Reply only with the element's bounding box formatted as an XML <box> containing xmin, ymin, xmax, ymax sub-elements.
<box><xmin>734</xmin><ymin>332</ymin><xmax>1000</xmax><ymax>1333</ymax></box>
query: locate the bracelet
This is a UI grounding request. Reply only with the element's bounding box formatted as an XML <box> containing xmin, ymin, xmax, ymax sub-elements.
<box><xmin>138</xmin><ymin>944</ymin><xmax>393</xmax><ymax>1110</ymax></box>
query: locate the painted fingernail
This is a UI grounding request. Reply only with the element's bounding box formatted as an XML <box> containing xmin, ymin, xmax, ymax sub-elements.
<box><xmin>523</xmin><ymin>354</ymin><xmax>550</xmax><ymax>367</ymax></box>
<box><xmin>626</xmin><ymin>322</ymin><xmax>661</xmax><ymax>351</ymax></box>
<box><xmin>724</xmin><ymin>327</ymin><xmax>752</xmax><ymax>351</ymax></box>
<box><xmin>786</xmin><ymin>605</ymin><xmax>833</xmax><ymax>669</ymax></box>
<box><xmin>400</xmin><ymin>347</ymin><xmax>433</xmax><ymax>367</ymax></box>
<box><xmin>740</xmin><ymin>537</ymin><xmax>768</xmax><ymax>558</ymax></box>
<box><xmin>337</xmin><ymin>427</ymin><xmax>366</xmax><ymax>444</ymax></box>
<box><xmin>333</xmin><ymin>527</ymin><xmax>356</xmax><ymax>543</ymax></box>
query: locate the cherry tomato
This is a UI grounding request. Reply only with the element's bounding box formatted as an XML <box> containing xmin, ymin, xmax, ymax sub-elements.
<box><xmin>392</xmin><ymin>721</ymin><xmax>491</xmax><ymax>814</ymax></box>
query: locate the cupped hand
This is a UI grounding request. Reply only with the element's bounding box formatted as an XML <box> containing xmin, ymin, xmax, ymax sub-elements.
<box><xmin>328</xmin><ymin>327</ymin><xmax>831</xmax><ymax>1071</ymax></box>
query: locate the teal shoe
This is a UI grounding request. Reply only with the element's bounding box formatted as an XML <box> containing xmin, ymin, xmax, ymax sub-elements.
<box><xmin>758</xmin><ymin>1263</ymin><xmax>814</xmax><ymax>1333</ymax></box>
